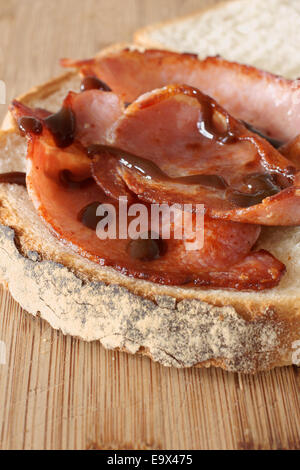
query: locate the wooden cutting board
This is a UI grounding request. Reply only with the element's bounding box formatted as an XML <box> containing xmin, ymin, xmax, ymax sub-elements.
<box><xmin>0</xmin><ymin>0</ymin><xmax>299</xmax><ymax>450</ymax></box>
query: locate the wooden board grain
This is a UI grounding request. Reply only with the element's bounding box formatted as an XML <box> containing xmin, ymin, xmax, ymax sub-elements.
<box><xmin>0</xmin><ymin>0</ymin><xmax>299</xmax><ymax>450</ymax></box>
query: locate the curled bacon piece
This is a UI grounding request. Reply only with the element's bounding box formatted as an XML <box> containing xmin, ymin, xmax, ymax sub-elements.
<box><xmin>61</xmin><ymin>48</ymin><xmax>300</xmax><ymax>142</ymax></box>
<box><xmin>60</xmin><ymin>86</ymin><xmax>299</xmax><ymax>225</ymax></box>
<box><xmin>10</xmin><ymin>100</ymin><xmax>285</xmax><ymax>290</ymax></box>
<box><xmin>63</xmin><ymin>90</ymin><xmax>124</xmax><ymax>146</ymax></box>
<box><xmin>97</xmin><ymin>85</ymin><xmax>299</xmax><ymax>226</ymax></box>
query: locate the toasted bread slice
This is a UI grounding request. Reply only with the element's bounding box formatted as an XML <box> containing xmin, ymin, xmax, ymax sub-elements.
<box><xmin>0</xmin><ymin>42</ymin><xmax>299</xmax><ymax>373</ymax></box>
<box><xmin>135</xmin><ymin>0</ymin><xmax>300</xmax><ymax>79</ymax></box>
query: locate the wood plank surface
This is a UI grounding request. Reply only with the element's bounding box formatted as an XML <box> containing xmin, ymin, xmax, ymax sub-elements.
<box><xmin>0</xmin><ymin>0</ymin><xmax>299</xmax><ymax>450</ymax></box>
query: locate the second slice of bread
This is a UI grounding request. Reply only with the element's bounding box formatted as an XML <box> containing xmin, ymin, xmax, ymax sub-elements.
<box><xmin>135</xmin><ymin>0</ymin><xmax>300</xmax><ymax>79</ymax></box>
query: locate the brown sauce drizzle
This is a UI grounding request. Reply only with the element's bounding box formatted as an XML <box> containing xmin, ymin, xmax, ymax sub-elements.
<box><xmin>80</xmin><ymin>76</ymin><xmax>112</xmax><ymax>92</ymax></box>
<box><xmin>226</xmin><ymin>189</ymin><xmax>269</xmax><ymax>208</ymax></box>
<box><xmin>18</xmin><ymin>116</ymin><xmax>42</xmax><ymax>135</ymax></box>
<box><xmin>44</xmin><ymin>107</ymin><xmax>76</xmax><ymax>148</ymax></box>
<box><xmin>243</xmin><ymin>173</ymin><xmax>281</xmax><ymax>194</ymax></box>
<box><xmin>177</xmin><ymin>86</ymin><xmax>286</xmax><ymax>150</ymax></box>
<box><xmin>88</xmin><ymin>144</ymin><xmax>286</xmax><ymax>207</ymax></box>
<box><xmin>135</xmin><ymin>85</ymin><xmax>240</xmax><ymax>145</ymax></box>
<box><xmin>197</xmin><ymin>100</ymin><xmax>238</xmax><ymax>144</ymax></box>
<box><xmin>176</xmin><ymin>86</ymin><xmax>242</xmax><ymax>145</ymax></box>
<box><xmin>226</xmin><ymin>173</ymin><xmax>281</xmax><ymax>207</ymax></box>
<box><xmin>88</xmin><ymin>145</ymin><xmax>227</xmax><ymax>190</ymax></box>
<box><xmin>175</xmin><ymin>174</ymin><xmax>227</xmax><ymax>189</ymax></box>
<box><xmin>0</xmin><ymin>172</ymin><xmax>26</xmax><ymax>186</ymax></box>
<box><xmin>13</xmin><ymin>82</ymin><xmax>290</xmax><ymax>230</ymax></box>
<box><xmin>175</xmin><ymin>87</ymin><xmax>287</xmax><ymax>205</ymax></box>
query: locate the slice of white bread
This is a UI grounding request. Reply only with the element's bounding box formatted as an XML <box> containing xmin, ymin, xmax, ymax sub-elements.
<box><xmin>0</xmin><ymin>40</ymin><xmax>300</xmax><ymax>373</ymax></box>
<box><xmin>135</xmin><ymin>0</ymin><xmax>300</xmax><ymax>79</ymax></box>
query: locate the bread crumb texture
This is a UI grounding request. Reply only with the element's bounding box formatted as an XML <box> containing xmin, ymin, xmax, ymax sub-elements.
<box><xmin>137</xmin><ymin>0</ymin><xmax>300</xmax><ymax>78</ymax></box>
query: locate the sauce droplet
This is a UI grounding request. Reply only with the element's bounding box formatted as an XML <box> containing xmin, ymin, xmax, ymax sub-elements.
<box><xmin>226</xmin><ymin>189</ymin><xmax>268</xmax><ymax>208</ymax></box>
<box><xmin>226</xmin><ymin>173</ymin><xmax>282</xmax><ymax>207</ymax></box>
<box><xmin>80</xmin><ymin>76</ymin><xmax>112</xmax><ymax>92</ymax></box>
<box><xmin>137</xmin><ymin>85</ymin><xmax>240</xmax><ymax>146</ymax></box>
<box><xmin>175</xmin><ymin>174</ymin><xmax>227</xmax><ymax>189</ymax></box>
<box><xmin>79</xmin><ymin>201</ymin><xmax>106</xmax><ymax>230</ymax></box>
<box><xmin>127</xmin><ymin>235</ymin><xmax>166</xmax><ymax>261</ymax></box>
<box><xmin>243</xmin><ymin>173</ymin><xmax>280</xmax><ymax>194</ymax></box>
<box><xmin>182</xmin><ymin>88</ymin><xmax>240</xmax><ymax>145</ymax></box>
<box><xmin>18</xmin><ymin>116</ymin><xmax>42</xmax><ymax>135</ymax></box>
<box><xmin>0</xmin><ymin>172</ymin><xmax>26</xmax><ymax>186</ymax></box>
<box><xmin>44</xmin><ymin>107</ymin><xmax>76</xmax><ymax>148</ymax></box>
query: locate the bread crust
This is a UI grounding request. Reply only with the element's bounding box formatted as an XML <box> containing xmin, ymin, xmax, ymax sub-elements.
<box><xmin>0</xmin><ymin>225</ymin><xmax>294</xmax><ymax>372</ymax></box>
<box><xmin>0</xmin><ymin>42</ymin><xmax>299</xmax><ymax>373</ymax></box>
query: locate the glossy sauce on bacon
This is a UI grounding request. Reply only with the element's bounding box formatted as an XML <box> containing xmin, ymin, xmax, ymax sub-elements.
<box><xmin>10</xmin><ymin>48</ymin><xmax>300</xmax><ymax>290</ymax></box>
<box><xmin>106</xmin><ymin>85</ymin><xmax>299</xmax><ymax>225</ymax></box>
<box><xmin>10</xmin><ymin>98</ymin><xmax>286</xmax><ymax>290</ymax></box>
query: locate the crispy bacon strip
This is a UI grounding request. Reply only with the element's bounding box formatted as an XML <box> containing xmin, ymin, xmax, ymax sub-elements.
<box><xmin>27</xmin><ymin>134</ymin><xmax>279</xmax><ymax>288</ymax></box>
<box><xmin>61</xmin><ymin>48</ymin><xmax>300</xmax><ymax>142</ymax></box>
<box><xmin>46</xmin><ymin>84</ymin><xmax>300</xmax><ymax>226</ymax></box>
<box><xmin>14</xmin><ymin>85</ymin><xmax>300</xmax><ymax>228</ymax></box>
<box><xmin>106</xmin><ymin>85</ymin><xmax>299</xmax><ymax>226</ymax></box>
<box><xmin>62</xmin><ymin>86</ymin><xmax>298</xmax><ymax>223</ymax></box>
<box><xmin>10</xmin><ymin>100</ymin><xmax>285</xmax><ymax>290</ymax></box>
